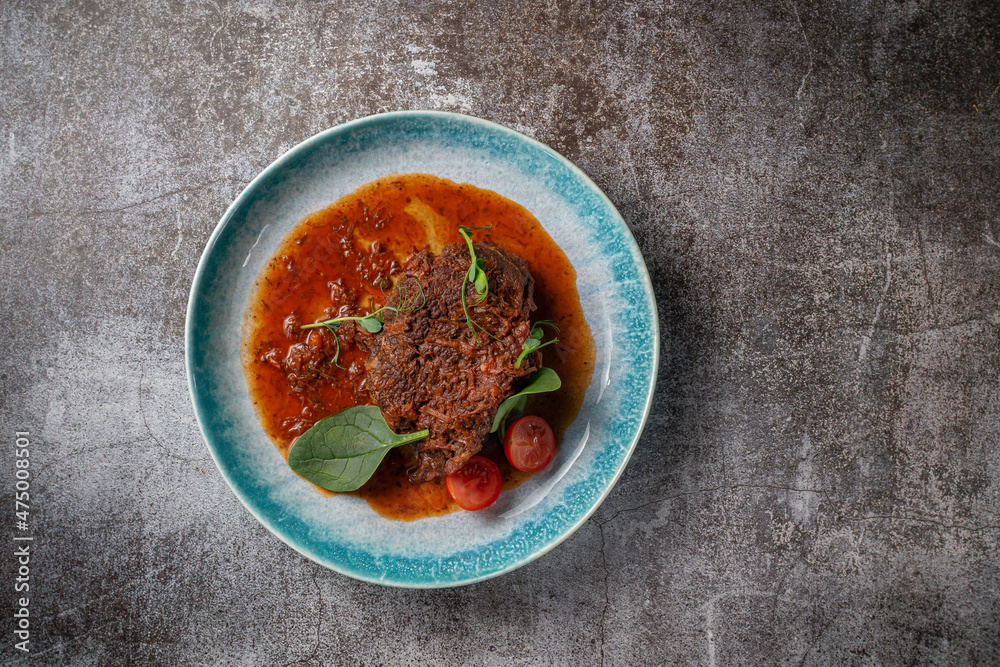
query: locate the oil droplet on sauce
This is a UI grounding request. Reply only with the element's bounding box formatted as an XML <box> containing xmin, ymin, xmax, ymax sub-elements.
<box><xmin>241</xmin><ymin>173</ymin><xmax>596</xmax><ymax>521</ymax></box>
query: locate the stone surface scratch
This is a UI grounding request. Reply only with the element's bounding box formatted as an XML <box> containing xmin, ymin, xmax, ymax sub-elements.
<box><xmin>857</xmin><ymin>251</ymin><xmax>891</xmax><ymax>362</ymax></box>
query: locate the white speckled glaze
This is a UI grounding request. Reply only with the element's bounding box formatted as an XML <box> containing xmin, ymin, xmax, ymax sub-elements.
<box><xmin>186</xmin><ymin>111</ymin><xmax>658</xmax><ymax>587</ymax></box>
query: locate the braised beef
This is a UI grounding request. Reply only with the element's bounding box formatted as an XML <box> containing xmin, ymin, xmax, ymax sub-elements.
<box><xmin>365</xmin><ymin>242</ymin><xmax>541</xmax><ymax>481</ymax></box>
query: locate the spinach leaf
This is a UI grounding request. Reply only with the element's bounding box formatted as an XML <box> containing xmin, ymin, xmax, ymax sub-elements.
<box><xmin>287</xmin><ymin>406</ymin><xmax>429</xmax><ymax>492</ymax></box>
<box><xmin>490</xmin><ymin>367</ymin><xmax>562</xmax><ymax>435</ymax></box>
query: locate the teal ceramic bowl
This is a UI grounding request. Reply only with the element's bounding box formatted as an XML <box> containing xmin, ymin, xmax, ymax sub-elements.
<box><xmin>186</xmin><ymin>111</ymin><xmax>657</xmax><ymax>587</ymax></box>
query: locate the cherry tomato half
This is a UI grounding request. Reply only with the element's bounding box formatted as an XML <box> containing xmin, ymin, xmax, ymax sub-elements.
<box><xmin>504</xmin><ymin>415</ymin><xmax>556</xmax><ymax>473</ymax></box>
<box><xmin>446</xmin><ymin>455</ymin><xmax>502</xmax><ymax>511</ymax></box>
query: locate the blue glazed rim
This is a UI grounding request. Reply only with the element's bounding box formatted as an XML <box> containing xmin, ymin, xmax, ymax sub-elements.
<box><xmin>185</xmin><ymin>111</ymin><xmax>659</xmax><ymax>587</ymax></box>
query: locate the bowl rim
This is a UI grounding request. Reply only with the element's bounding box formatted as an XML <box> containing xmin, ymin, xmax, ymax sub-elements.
<box><xmin>184</xmin><ymin>110</ymin><xmax>659</xmax><ymax>587</ymax></box>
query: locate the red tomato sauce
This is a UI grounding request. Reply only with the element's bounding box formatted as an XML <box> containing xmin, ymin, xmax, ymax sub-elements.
<box><xmin>241</xmin><ymin>173</ymin><xmax>596</xmax><ymax>520</ymax></box>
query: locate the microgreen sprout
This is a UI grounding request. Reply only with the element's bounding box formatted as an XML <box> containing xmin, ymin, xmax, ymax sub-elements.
<box><xmin>515</xmin><ymin>320</ymin><xmax>559</xmax><ymax>369</ymax></box>
<box><xmin>301</xmin><ymin>281</ymin><xmax>425</xmax><ymax>365</ymax></box>
<box><xmin>457</xmin><ymin>224</ymin><xmax>493</xmax><ymax>337</ymax></box>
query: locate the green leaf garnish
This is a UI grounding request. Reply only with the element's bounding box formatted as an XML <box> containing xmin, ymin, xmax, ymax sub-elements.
<box><xmin>515</xmin><ymin>321</ymin><xmax>560</xmax><ymax>369</ymax></box>
<box><xmin>287</xmin><ymin>406</ymin><xmax>429</xmax><ymax>492</ymax></box>
<box><xmin>490</xmin><ymin>367</ymin><xmax>562</xmax><ymax>435</ymax></box>
<box><xmin>458</xmin><ymin>225</ymin><xmax>493</xmax><ymax>337</ymax></box>
<box><xmin>358</xmin><ymin>316</ymin><xmax>383</xmax><ymax>333</ymax></box>
<box><xmin>474</xmin><ymin>258</ymin><xmax>488</xmax><ymax>295</ymax></box>
<box><xmin>321</xmin><ymin>321</ymin><xmax>343</xmax><ymax>365</ymax></box>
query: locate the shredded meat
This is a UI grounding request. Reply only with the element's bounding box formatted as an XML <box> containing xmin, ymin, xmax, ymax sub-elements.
<box><xmin>364</xmin><ymin>242</ymin><xmax>541</xmax><ymax>481</ymax></box>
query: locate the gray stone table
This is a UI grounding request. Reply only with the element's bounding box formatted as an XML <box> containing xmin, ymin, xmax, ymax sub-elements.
<box><xmin>2</xmin><ymin>1</ymin><xmax>999</xmax><ymax>664</ymax></box>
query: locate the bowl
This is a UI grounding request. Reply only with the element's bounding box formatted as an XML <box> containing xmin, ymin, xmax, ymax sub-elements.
<box><xmin>185</xmin><ymin>111</ymin><xmax>658</xmax><ymax>587</ymax></box>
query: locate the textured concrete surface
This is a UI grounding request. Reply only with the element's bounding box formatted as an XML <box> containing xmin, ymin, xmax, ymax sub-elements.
<box><xmin>2</xmin><ymin>0</ymin><xmax>999</xmax><ymax>664</ymax></box>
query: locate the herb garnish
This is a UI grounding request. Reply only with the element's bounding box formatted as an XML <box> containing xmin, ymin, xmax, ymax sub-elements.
<box><xmin>458</xmin><ymin>224</ymin><xmax>492</xmax><ymax>336</ymax></box>
<box><xmin>300</xmin><ymin>281</ymin><xmax>425</xmax><ymax>365</ymax></box>
<box><xmin>515</xmin><ymin>320</ymin><xmax>559</xmax><ymax>369</ymax></box>
<box><xmin>287</xmin><ymin>406</ymin><xmax>429</xmax><ymax>492</ymax></box>
<box><xmin>490</xmin><ymin>367</ymin><xmax>562</xmax><ymax>437</ymax></box>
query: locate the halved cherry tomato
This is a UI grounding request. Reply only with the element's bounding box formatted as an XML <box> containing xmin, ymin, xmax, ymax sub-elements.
<box><xmin>446</xmin><ymin>455</ymin><xmax>502</xmax><ymax>511</ymax></box>
<box><xmin>504</xmin><ymin>415</ymin><xmax>555</xmax><ymax>473</ymax></box>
